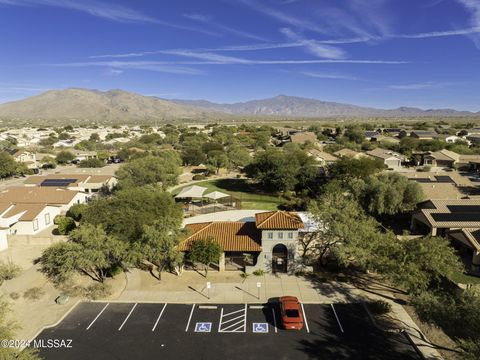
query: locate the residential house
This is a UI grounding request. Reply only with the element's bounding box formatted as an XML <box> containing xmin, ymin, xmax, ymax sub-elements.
<box><xmin>366</xmin><ymin>148</ymin><xmax>404</xmax><ymax>168</ymax></box>
<box><xmin>411</xmin><ymin>199</ymin><xmax>480</xmax><ymax>271</ymax></box>
<box><xmin>364</xmin><ymin>131</ymin><xmax>380</xmax><ymax>141</ymax></box>
<box><xmin>333</xmin><ymin>148</ymin><xmax>367</xmax><ymax>159</ymax></box>
<box><xmin>179</xmin><ymin>211</ymin><xmax>305</xmax><ymax>273</ymax></box>
<box><xmin>289</xmin><ymin>131</ymin><xmax>318</xmax><ymax>145</ymax></box>
<box><xmin>423</xmin><ymin>149</ymin><xmax>459</xmax><ymax>168</ymax></box>
<box><xmin>308</xmin><ymin>149</ymin><xmax>338</xmax><ymax>166</ymax></box>
<box><xmin>410</xmin><ymin>130</ymin><xmax>440</xmax><ymax>140</ymax></box>
<box><xmin>24</xmin><ymin>174</ymin><xmax>117</xmax><ymax>193</ymax></box>
<box><xmin>8</xmin><ymin>149</ymin><xmax>37</xmax><ymax>169</ymax></box>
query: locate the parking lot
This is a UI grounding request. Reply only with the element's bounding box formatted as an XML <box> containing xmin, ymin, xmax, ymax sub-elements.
<box><xmin>35</xmin><ymin>301</ymin><xmax>420</xmax><ymax>360</ymax></box>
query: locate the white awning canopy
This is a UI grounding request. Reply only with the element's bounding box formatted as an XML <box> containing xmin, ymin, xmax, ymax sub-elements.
<box><xmin>203</xmin><ymin>191</ymin><xmax>230</xmax><ymax>200</ymax></box>
<box><xmin>175</xmin><ymin>185</ymin><xmax>207</xmax><ymax>199</ymax></box>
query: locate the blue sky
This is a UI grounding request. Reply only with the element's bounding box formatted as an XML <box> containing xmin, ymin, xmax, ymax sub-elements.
<box><xmin>0</xmin><ymin>0</ymin><xmax>480</xmax><ymax>110</ymax></box>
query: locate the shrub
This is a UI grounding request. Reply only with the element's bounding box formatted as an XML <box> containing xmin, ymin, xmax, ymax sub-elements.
<box><xmin>55</xmin><ymin>150</ymin><xmax>75</xmax><ymax>164</ymax></box>
<box><xmin>84</xmin><ymin>283</ymin><xmax>111</xmax><ymax>300</ymax></box>
<box><xmin>192</xmin><ymin>174</ymin><xmax>207</xmax><ymax>181</ymax></box>
<box><xmin>78</xmin><ymin>158</ymin><xmax>105</xmax><ymax>168</ymax></box>
<box><xmin>66</xmin><ymin>203</ymin><xmax>88</xmax><ymax>222</ymax></box>
<box><xmin>9</xmin><ymin>292</ymin><xmax>20</xmax><ymax>300</ymax></box>
<box><xmin>368</xmin><ymin>299</ymin><xmax>392</xmax><ymax>315</ymax></box>
<box><xmin>23</xmin><ymin>287</ymin><xmax>45</xmax><ymax>300</ymax></box>
<box><xmin>0</xmin><ymin>261</ymin><xmax>21</xmax><ymax>283</ymax></box>
<box><xmin>54</xmin><ymin>215</ymin><xmax>76</xmax><ymax>235</ymax></box>
<box><xmin>252</xmin><ymin>269</ymin><xmax>265</xmax><ymax>276</ymax></box>
<box><xmin>240</xmin><ymin>272</ymin><xmax>250</xmax><ymax>279</ymax></box>
<box><xmin>108</xmin><ymin>264</ymin><xmax>123</xmax><ymax>277</ymax></box>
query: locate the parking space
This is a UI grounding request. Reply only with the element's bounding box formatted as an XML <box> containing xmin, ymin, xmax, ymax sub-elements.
<box><xmin>35</xmin><ymin>302</ymin><xmax>420</xmax><ymax>360</ymax></box>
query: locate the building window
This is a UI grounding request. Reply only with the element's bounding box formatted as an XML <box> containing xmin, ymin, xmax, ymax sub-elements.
<box><xmin>33</xmin><ymin>219</ymin><xmax>39</xmax><ymax>231</ymax></box>
<box><xmin>267</xmin><ymin>232</ymin><xmax>273</xmax><ymax>239</ymax></box>
<box><xmin>288</xmin><ymin>232</ymin><xmax>294</xmax><ymax>239</ymax></box>
<box><xmin>45</xmin><ymin>213</ymin><xmax>50</xmax><ymax>225</ymax></box>
<box><xmin>278</xmin><ymin>232</ymin><xmax>284</xmax><ymax>239</ymax></box>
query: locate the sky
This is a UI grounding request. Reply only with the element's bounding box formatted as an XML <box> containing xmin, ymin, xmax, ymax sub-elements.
<box><xmin>0</xmin><ymin>0</ymin><xmax>480</xmax><ymax>111</ymax></box>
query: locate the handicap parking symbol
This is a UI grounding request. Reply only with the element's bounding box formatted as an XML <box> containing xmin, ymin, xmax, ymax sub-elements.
<box><xmin>252</xmin><ymin>323</ymin><xmax>268</xmax><ymax>333</ymax></box>
<box><xmin>195</xmin><ymin>322</ymin><xmax>212</xmax><ymax>332</ymax></box>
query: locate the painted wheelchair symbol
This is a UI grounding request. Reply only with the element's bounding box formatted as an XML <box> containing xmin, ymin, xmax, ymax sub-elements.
<box><xmin>195</xmin><ymin>322</ymin><xmax>212</xmax><ymax>332</ymax></box>
<box><xmin>252</xmin><ymin>323</ymin><xmax>268</xmax><ymax>333</ymax></box>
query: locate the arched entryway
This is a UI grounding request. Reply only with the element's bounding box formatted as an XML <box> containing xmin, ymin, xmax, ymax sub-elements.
<box><xmin>272</xmin><ymin>244</ymin><xmax>288</xmax><ymax>273</ymax></box>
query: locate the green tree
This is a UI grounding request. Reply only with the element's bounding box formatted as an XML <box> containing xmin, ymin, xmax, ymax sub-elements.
<box><xmin>181</xmin><ymin>145</ymin><xmax>206</xmax><ymax>166</ymax></box>
<box><xmin>55</xmin><ymin>150</ymin><xmax>75</xmax><ymax>164</ymax></box>
<box><xmin>391</xmin><ymin>236</ymin><xmax>462</xmax><ymax>294</ymax></box>
<box><xmin>79</xmin><ymin>158</ymin><xmax>105</xmax><ymax>168</ymax></box>
<box><xmin>54</xmin><ymin>215</ymin><xmax>76</xmax><ymax>235</ymax></box>
<box><xmin>0</xmin><ymin>151</ymin><xmax>18</xmax><ymax>179</ymax></box>
<box><xmin>227</xmin><ymin>145</ymin><xmax>251</xmax><ymax>169</ymax></box>
<box><xmin>328</xmin><ymin>157</ymin><xmax>385</xmax><ymax>182</ymax></box>
<box><xmin>131</xmin><ymin>218</ymin><xmax>184</xmax><ymax>280</ymax></box>
<box><xmin>207</xmin><ymin>150</ymin><xmax>229</xmax><ymax>174</ymax></box>
<box><xmin>89</xmin><ymin>133</ymin><xmax>100</xmax><ymax>142</ymax></box>
<box><xmin>353</xmin><ymin>173</ymin><xmax>424</xmax><ymax>215</ymax></box>
<box><xmin>307</xmin><ymin>192</ymin><xmax>392</xmax><ymax>269</ymax></box>
<box><xmin>40</xmin><ymin>224</ymin><xmax>126</xmax><ymax>283</ymax></box>
<box><xmin>188</xmin><ymin>238</ymin><xmax>223</xmax><ymax>277</ymax></box>
<box><xmin>82</xmin><ymin>186</ymin><xmax>182</xmax><ymax>243</ymax></box>
<box><xmin>115</xmin><ymin>153</ymin><xmax>181</xmax><ymax>189</ymax></box>
<box><xmin>66</xmin><ymin>203</ymin><xmax>88</xmax><ymax>221</ymax></box>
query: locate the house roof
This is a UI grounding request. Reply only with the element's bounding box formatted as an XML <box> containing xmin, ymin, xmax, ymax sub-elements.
<box><xmin>416</xmin><ymin>183</ymin><xmax>464</xmax><ymax>201</ymax></box>
<box><xmin>418</xmin><ymin>199</ymin><xmax>480</xmax><ymax>229</ymax></box>
<box><xmin>308</xmin><ymin>149</ymin><xmax>338</xmax><ymax>162</ymax></box>
<box><xmin>255</xmin><ymin>211</ymin><xmax>304</xmax><ymax>229</ymax></box>
<box><xmin>1</xmin><ymin>203</ymin><xmax>54</xmax><ymax>221</ymax></box>
<box><xmin>426</xmin><ymin>149</ymin><xmax>460</xmax><ymax>162</ymax></box>
<box><xmin>290</xmin><ymin>132</ymin><xmax>317</xmax><ymax>144</ymax></box>
<box><xmin>405</xmin><ymin>172</ymin><xmax>472</xmax><ymax>187</ymax></box>
<box><xmin>0</xmin><ymin>187</ymin><xmax>80</xmax><ymax>205</ymax></box>
<box><xmin>366</xmin><ymin>148</ymin><xmax>403</xmax><ymax>160</ymax></box>
<box><xmin>179</xmin><ymin>222</ymin><xmax>262</xmax><ymax>252</ymax></box>
<box><xmin>333</xmin><ymin>148</ymin><xmax>362</xmax><ymax>158</ymax></box>
<box><xmin>411</xmin><ymin>130</ymin><xmax>438</xmax><ymax>137</ymax></box>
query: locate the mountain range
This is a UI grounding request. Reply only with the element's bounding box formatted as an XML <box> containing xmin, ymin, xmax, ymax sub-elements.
<box><xmin>0</xmin><ymin>88</ymin><xmax>478</xmax><ymax>124</ymax></box>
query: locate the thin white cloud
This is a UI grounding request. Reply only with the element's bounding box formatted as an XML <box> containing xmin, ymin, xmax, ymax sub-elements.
<box><xmin>238</xmin><ymin>0</ymin><xmax>328</xmax><ymax>34</ymax></box>
<box><xmin>46</xmin><ymin>61</ymin><xmax>206</xmax><ymax>75</ymax></box>
<box><xmin>280</xmin><ymin>28</ymin><xmax>346</xmax><ymax>59</ymax></box>
<box><xmin>456</xmin><ymin>0</ymin><xmax>480</xmax><ymax>47</ymax></box>
<box><xmin>299</xmin><ymin>71</ymin><xmax>358</xmax><ymax>80</ymax></box>
<box><xmin>396</xmin><ymin>27</ymin><xmax>480</xmax><ymax>39</ymax></box>
<box><xmin>183</xmin><ymin>13</ymin><xmax>267</xmax><ymax>41</ymax></box>
<box><xmin>388</xmin><ymin>82</ymin><xmax>443</xmax><ymax>90</ymax></box>
<box><xmin>0</xmin><ymin>0</ymin><xmax>219</xmax><ymax>36</ymax></box>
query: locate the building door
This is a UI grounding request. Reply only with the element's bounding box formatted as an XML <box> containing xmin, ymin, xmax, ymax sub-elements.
<box><xmin>272</xmin><ymin>244</ymin><xmax>288</xmax><ymax>273</ymax></box>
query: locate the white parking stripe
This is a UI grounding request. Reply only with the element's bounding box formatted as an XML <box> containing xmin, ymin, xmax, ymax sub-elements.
<box><xmin>222</xmin><ymin>308</ymin><xmax>244</xmax><ymax>317</ymax></box>
<box><xmin>118</xmin><ymin>303</ymin><xmax>137</xmax><ymax>331</ymax></box>
<box><xmin>243</xmin><ymin>304</ymin><xmax>247</xmax><ymax>332</ymax></box>
<box><xmin>221</xmin><ymin>314</ymin><xmax>245</xmax><ymax>324</ymax></box>
<box><xmin>218</xmin><ymin>307</ymin><xmax>224</xmax><ymax>332</ymax></box>
<box><xmin>185</xmin><ymin>304</ymin><xmax>195</xmax><ymax>332</ymax></box>
<box><xmin>271</xmin><ymin>308</ymin><xmax>278</xmax><ymax>333</ymax></box>
<box><xmin>221</xmin><ymin>319</ymin><xmax>245</xmax><ymax>331</ymax></box>
<box><xmin>151</xmin><ymin>304</ymin><xmax>167</xmax><ymax>332</ymax></box>
<box><xmin>86</xmin><ymin>303</ymin><xmax>109</xmax><ymax>330</ymax></box>
<box><xmin>300</xmin><ymin>303</ymin><xmax>310</xmax><ymax>334</ymax></box>
<box><xmin>331</xmin><ymin>304</ymin><xmax>344</xmax><ymax>333</ymax></box>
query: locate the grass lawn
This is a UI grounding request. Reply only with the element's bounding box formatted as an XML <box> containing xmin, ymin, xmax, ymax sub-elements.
<box><xmin>172</xmin><ymin>178</ymin><xmax>283</xmax><ymax>210</ymax></box>
<box><xmin>450</xmin><ymin>270</ymin><xmax>480</xmax><ymax>285</ymax></box>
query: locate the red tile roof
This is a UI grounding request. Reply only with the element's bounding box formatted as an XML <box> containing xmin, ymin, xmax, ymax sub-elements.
<box><xmin>255</xmin><ymin>211</ymin><xmax>304</xmax><ymax>230</ymax></box>
<box><xmin>179</xmin><ymin>222</ymin><xmax>262</xmax><ymax>252</ymax></box>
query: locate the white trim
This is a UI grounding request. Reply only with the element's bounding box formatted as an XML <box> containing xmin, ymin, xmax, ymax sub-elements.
<box><xmin>86</xmin><ymin>303</ymin><xmax>109</xmax><ymax>330</ymax></box>
<box><xmin>151</xmin><ymin>304</ymin><xmax>167</xmax><ymax>332</ymax></box>
<box><xmin>118</xmin><ymin>303</ymin><xmax>137</xmax><ymax>331</ymax></box>
<box><xmin>185</xmin><ymin>304</ymin><xmax>195</xmax><ymax>332</ymax></box>
<box><xmin>300</xmin><ymin>303</ymin><xmax>310</xmax><ymax>333</ymax></box>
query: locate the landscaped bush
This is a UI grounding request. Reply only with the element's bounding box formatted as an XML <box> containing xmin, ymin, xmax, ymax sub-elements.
<box><xmin>54</xmin><ymin>215</ymin><xmax>76</xmax><ymax>235</ymax></box>
<box><xmin>9</xmin><ymin>292</ymin><xmax>19</xmax><ymax>300</ymax></box>
<box><xmin>0</xmin><ymin>261</ymin><xmax>21</xmax><ymax>284</ymax></box>
<box><xmin>66</xmin><ymin>203</ymin><xmax>88</xmax><ymax>222</ymax></box>
<box><xmin>252</xmin><ymin>269</ymin><xmax>265</xmax><ymax>276</ymax></box>
<box><xmin>192</xmin><ymin>174</ymin><xmax>207</xmax><ymax>181</ymax></box>
<box><xmin>368</xmin><ymin>299</ymin><xmax>392</xmax><ymax>315</ymax></box>
<box><xmin>23</xmin><ymin>287</ymin><xmax>45</xmax><ymax>300</ymax></box>
<box><xmin>78</xmin><ymin>158</ymin><xmax>105</xmax><ymax>168</ymax></box>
